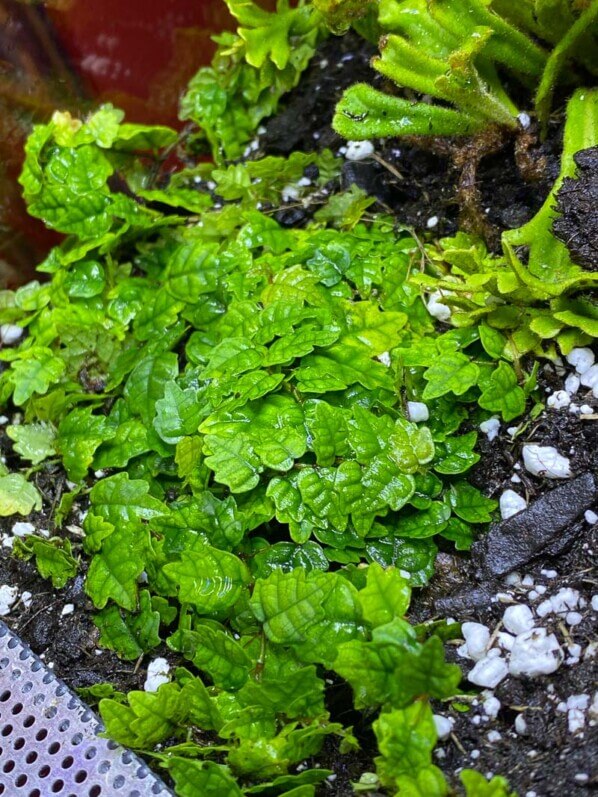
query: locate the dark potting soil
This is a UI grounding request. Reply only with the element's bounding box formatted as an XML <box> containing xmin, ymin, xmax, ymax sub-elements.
<box><xmin>259</xmin><ymin>32</ymin><xmax>563</xmax><ymax>247</ymax></box>
<box><xmin>1</xmin><ymin>33</ymin><xmax>596</xmax><ymax>797</ymax></box>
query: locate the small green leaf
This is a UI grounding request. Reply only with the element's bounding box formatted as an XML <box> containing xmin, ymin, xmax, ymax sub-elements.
<box><xmin>169</xmin><ymin>627</ymin><xmax>251</xmax><ymax>690</ymax></box>
<box><xmin>203</xmin><ymin>435</ymin><xmax>262</xmax><ymax>493</ymax></box>
<box><xmin>460</xmin><ymin>770</ymin><xmax>516</xmax><ymax>796</ymax></box>
<box><xmin>360</xmin><ymin>564</ymin><xmax>411</xmax><ymax>629</ymax></box>
<box><xmin>0</xmin><ymin>474</ymin><xmax>42</xmax><ymax>516</ymax></box>
<box><xmin>100</xmin><ymin>683</ymin><xmax>186</xmax><ymax>748</ymax></box>
<box><xmin>10</xmin><ymin>349</ymin><xmax>66</xmax><ymax>405</ymax></box>
<box><xmin>56</xmin><ymin>407</ymin><xmax>113</xmax><ymax>483</ymax></box>
<box><xmin>423</xmin><ymin>353</ymin><xmax>479</xmax><ymax>400</ymax></box>
<box><xmin>168</xmin><ymin>759</ymin><xmax>243</xmax><ymax>797</ymax></box>
<box><xmin>433</xmin><ymin>432</ymin><xmax>480</xmax><ymax>475</ymax></box>
<box><xmin>374</xmin><ymin>702</ymin><xmax>438</xmax><ymax>788</ymax></box>
<box><xmin>478</xmin><ymin>362</ymin><xmax>526</xmax><ymax>421</ymax></box>
<box><xmin>86</xmin><ymin>525</ymin><xmax>147</xmax><ymax>610</ymax></box>
<box><xmin>94</xmin><ymin>590</ymin><xmax>161</xmax><ymax>660</ymax></box>
<box><xmin>448</xmin><ymin>482</ymin><xmax>497</xmax><ymax>523</ymax></box>
<box><xmin>13</xmin><ymin>536</ymin><xmax>78</xmax><ymax>588</ymax></box>
<box><xmin>164</xmin><ymin>543</ymin><xmax>249</xmax><ymax>614</ymax></box>
<box><xmin>6</xmin><ymin>423</ymin><xmax>56</xmax><ymax>465</ymax></box>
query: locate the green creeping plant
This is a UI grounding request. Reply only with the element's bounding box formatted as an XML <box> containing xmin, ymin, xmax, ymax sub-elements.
<box><xmin>332</xmin><ymin>0</ymin><xmax>598</xmax><ymax>139</ymax></box>
<box><xmin>412</xmin><ymin>88</ymin><xmax>598</xmax><ymax>360</ymax></box>
<box><xmin>180</xmin><ymin>0</ymin><xmax>326</xmax><ymax>162</ymax></box>
<box><xmin>0</xmin><ymin>3</ymin><xmax>537</xmax><ymax>790</ymax></box>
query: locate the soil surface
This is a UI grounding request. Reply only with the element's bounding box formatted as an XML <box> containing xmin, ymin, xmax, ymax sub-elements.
<box><xmin>1</xmin><ymin>32</ymin><xmax>596</xmax><ymax>797</ymax></box>
<box><xmin>259</xmin><ymin>32</ymin><xmax>563</xmax><ymax>248</ymax></box>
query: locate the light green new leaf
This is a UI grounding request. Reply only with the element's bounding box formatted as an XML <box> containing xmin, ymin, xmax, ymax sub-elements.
<box><xmin>100</xmin><ymin>683</ymin><xmax>187</xmax><ymax>748</ymax></box>
<box><xmin>360</xmin><ymin>563</ymin><xmax>411</xmax><ymax>629</ymax></box>
<box><xmin>0</xmin><ymin>474</ymin><xmax>42</xmax><ymax>516</ymax></box>
<box><xmin>6</xmin><ymin>423</ymin><xmax>56</xmax><ymax>465</ymax></box>
<box><xmin>389</xmin><ymin>419</ymin><xmax>435</xmax><ymax>474</ymax></box>
<box><xmin>374</xmin><ymin>702</ymin><xmax>438</xmax><ymax>788</ymax></box>
<box><xmin>460</xmin><ymin>770</ymin><xmax>516</xmax><ymax>796</ymax></box>
<box><xmin>343</xmin><ymin>302</ymin><xmax>408</xmax><ymax>355</ymax></box>
<box><xmin>10</xmin><ymin>348</ymin><xmax>66</xmax><ymax>405</ymax></box>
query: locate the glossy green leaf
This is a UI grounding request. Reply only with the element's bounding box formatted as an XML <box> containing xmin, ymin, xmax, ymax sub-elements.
<box><xmin>169</xmin><ymin>627</ymin><xmax>251</xmax><ymax>690</ymax></box>
<box><xmin>164</xmin><ymin>543</ymin><xmax>249</xmax><ymax>614</ymax></box>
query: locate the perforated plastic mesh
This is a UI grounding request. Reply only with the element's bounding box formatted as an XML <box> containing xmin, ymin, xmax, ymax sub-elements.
<box><xmin>0</xmin><ymin>620</ymin><xmax>174</xmax><ymax>797</ymax></box>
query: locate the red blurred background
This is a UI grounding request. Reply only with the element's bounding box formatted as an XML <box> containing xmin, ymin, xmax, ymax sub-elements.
<box><xmin>0</xmin><ymin>0</ymin><xmax>252</xmax><ymax>287</ymax></box>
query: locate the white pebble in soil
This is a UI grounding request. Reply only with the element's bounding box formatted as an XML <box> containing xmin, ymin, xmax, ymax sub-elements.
<box><xmin>344</xmin><ymin>140</ymin><xmax>375</xmax><ymax>161</ymax></box>
<box><xmin>580</xmin><ymin>363</ymin><xmax>598</xmax><ymax>393</ymax></box>
<box><xmin>61</xmin><ymin>603</ymin><xmax>75</xmax><ymax>616</ymax></box>
<box><xmin>0</xmin><ymin>584</ymin><xmax>19</xmax><ymax>616</ymax></box>
<box><xmin>566</xmin><ymin>347</ymin><xmax>594</xmax><ymax>375</ymax></box>
<box><xmin>522</xmin><ymin>445</ymin><xmax>572</xmax><ymax>479</ymax></box>
<box><xmin>514</xmin><ymin>714</ymin><xmax>527</xmax><ymax>735</ymax></box>
<box><xmin>11</xmin><ymin>521</ymin><xmax>35</xmax><ymax>537</ymax></box>
<box><xmin>458</xmin><ymin>622</ymin><xmax>490</xmax><ymax>661</ymax></box>
<box><xmin>564</xmin><ymin>373</ymin><xmax>580</xmax><ymax>394</ymax></box>
<box><xmin>508</xmin><ymin>628</ymin><xmax>563</xmax><ymax>677</ymax></box>
<box><xmin>426</xmin><ymin>290</ymin><xmax>452</xmax><ymax>322</ymax></box>
<box><xmin>144</xmin><ymin>657</ymin><xmax>171</xmax><ymax>692</ymax></box>
<box><xmin>0</xmin><ymin>324</ymin><xmax>24</xmax><ymax>345</ymax></box>
<box><xmin>468</xmin><ymin>656</ymin><xmax>509</xmax><ymax>689</ymax></box>
<box><xmin>546</xmin><ymin>390</ymin><xmax>570</xmax><ymax>410</ymax></box>
<box><xmin>433</xmin><ymin>714</ymin><xmax>454</xmax><ymax>740</ymax></box>
<box><xmin>407</xmin><ymin>401</ymin><xmax>429</xmax><ymax>423</ymax></box>
<box><xmin>480</xmin><ymin>417</ymin><xmax>500</xmax><ymax>442</ymax></box>
<box><xmin>499</xmin><ymin>489</ymin><xmax>527</xmax><ymax>519</ymax></box>
<box><xmin>482</xmin><ymin>696</ymin><xmax>501</xmax><ymax>719</ymax></box>
<box><xmin>503</xmin><ymin>604</ymin><xmax>535</xmax><ymax>635</ymax></box>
